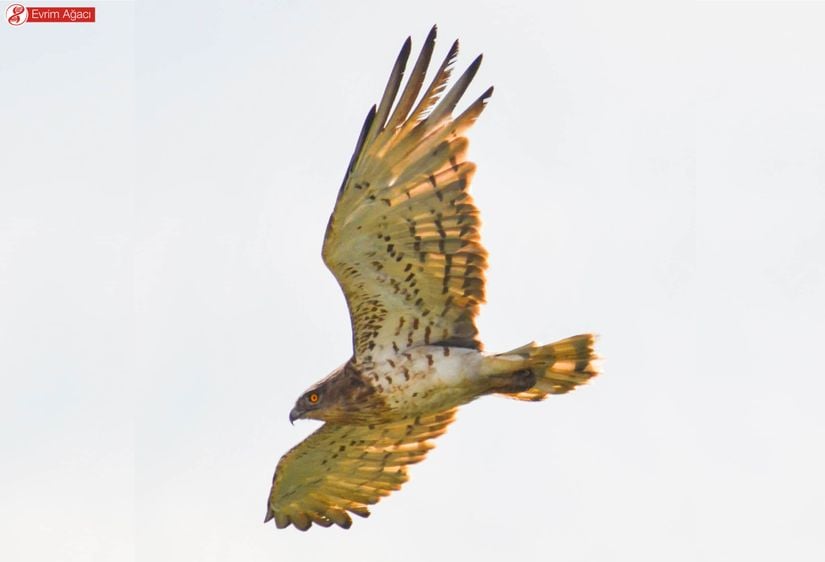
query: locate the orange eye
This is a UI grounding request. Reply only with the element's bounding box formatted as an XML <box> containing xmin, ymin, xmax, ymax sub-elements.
<box><xmin>308</xmin><ymin>393</ymin><xmax>319</xmax><ymax>404</ymax></box>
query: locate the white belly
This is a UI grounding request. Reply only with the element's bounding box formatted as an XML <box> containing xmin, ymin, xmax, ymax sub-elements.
<box><xmin>364</xmin><ymin>346</ymin><xmax>485</xmax><ymax>416</ymax></box>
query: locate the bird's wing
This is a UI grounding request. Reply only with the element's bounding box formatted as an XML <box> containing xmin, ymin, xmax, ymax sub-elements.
<box><xmin>266</xmin><ymin>408</ymin><xmax>456</xmax><ymax>530</ymax></box>
<box><xmin>322</xmin><ymin>26</ymin><xmax>492</xmax><ymax>363</ymax></box>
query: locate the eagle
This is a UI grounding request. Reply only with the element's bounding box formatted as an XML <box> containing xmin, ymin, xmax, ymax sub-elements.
<box><xmin>265</xmin><ymin>26</ymin><xmax>600</xmax><ymax>530</ymax></box>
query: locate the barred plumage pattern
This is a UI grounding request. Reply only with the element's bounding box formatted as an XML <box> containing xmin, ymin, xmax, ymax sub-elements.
<box><xmin>266</xmin><ymin>409</ymin><xmax>456</xmax><ymax>530</ymax></box>
<box><xmin>322</xmin><ymin>25</ymin><xmax>492</xmax><ymax>363</ymax></box>
<box><xmin>498</xmin><ymin>334</ymin><xmax>601</xmax><ymax>401</ymax></box>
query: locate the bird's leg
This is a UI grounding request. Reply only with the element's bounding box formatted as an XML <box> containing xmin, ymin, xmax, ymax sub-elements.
<box><xmin>483</xmin><ymin>369</ymin><xmax>536</xmax><ymax>394</ymax></box>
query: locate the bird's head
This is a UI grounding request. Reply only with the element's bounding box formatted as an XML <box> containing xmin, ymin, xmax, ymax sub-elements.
<box><xmin>289</xmin><ymin>360</ymin><xmax>352</xmax><ymax>424</ymax></box>
<box><xmin>289</xmin><ymin>361</ymin><xmax>377</xmax><ymax>424</ymax></box>
<box><xmin>289</xmin><ymin>384</ymin><xmax>328</xmax><ymax>424</ymax></box>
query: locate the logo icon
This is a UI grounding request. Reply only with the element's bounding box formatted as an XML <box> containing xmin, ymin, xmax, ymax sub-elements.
<box><xmin>5</xmin><ymin>4</ymin><xmax>95</xmax><ymax>24</ymax></box>
<box><xmin>6</xmin><ymin>4</ymin><xmax>27</xmax><ymax>25</ymax></box>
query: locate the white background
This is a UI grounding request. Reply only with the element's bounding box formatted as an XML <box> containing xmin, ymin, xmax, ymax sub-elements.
<box><xmin>1</xmin><ymin>1</ymin><xmax>823</xmax><ymax>561</ymax></box>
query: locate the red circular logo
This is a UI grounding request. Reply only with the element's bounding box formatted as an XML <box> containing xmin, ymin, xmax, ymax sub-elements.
<box><xmin>6</xmin><ymin>4</ymin><xmax>27</xmax><ymax>25</ymax></box>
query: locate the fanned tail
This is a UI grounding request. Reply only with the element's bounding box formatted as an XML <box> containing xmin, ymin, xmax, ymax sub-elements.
<box><xmin>481</xmin><ymin>334</ymin><xmax>600</xmax><ymax>401</ymax></box>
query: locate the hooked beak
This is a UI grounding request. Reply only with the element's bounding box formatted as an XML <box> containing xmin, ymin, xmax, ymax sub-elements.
<box><xmin>289</xmin><ymin>407</ymin><xmax>302</xmax><ymax>425</ymax></box>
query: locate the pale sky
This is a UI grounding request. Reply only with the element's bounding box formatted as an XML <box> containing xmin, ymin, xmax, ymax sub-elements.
<box><xmin>2</xmin><ymin>1</ymin><xmax>824</xmax><ymax>561</ymax></box>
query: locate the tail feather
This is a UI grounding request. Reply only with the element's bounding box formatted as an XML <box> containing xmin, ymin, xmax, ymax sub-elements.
<box><xmin>482</xmin><ymin>334</ymin><xmax>600</xmax><ymax>401</ymax></box>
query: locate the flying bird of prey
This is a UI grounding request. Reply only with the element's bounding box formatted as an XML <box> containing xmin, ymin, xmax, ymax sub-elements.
<box><xmin>266</xmin><ymin>26</ymin><xmax>600</xmax><ymax>530</ymax></box>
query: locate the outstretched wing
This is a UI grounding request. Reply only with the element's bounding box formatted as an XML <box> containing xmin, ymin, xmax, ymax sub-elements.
<box><xmin>323</xmin><ymin>26</ymin><xmax>493</xmax><ymax>363</ymax></box>
<box><xmin>266</xmin><ymin>409</ymin><xmax>456</xmax><ymax>530</ymax></box>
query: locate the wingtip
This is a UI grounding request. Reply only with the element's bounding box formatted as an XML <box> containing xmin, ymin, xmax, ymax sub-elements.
<box><xmin>468</xmin><ymin>53</ymin><xmax>483</xmax><ymax>73</ymax></box>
